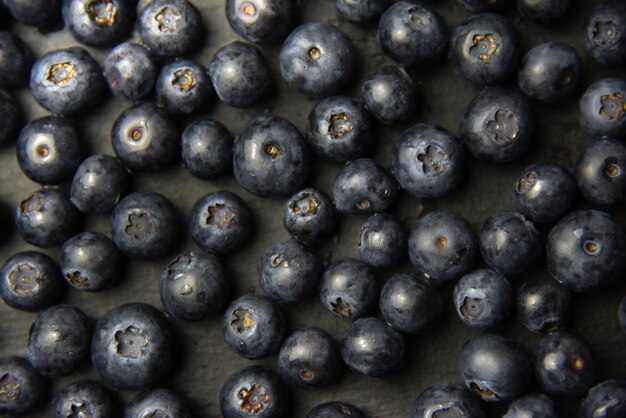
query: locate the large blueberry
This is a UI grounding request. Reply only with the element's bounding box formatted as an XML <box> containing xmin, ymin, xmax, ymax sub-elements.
<box><xmin>581</xmin><ymin>380</ymin><xmax>626</xmax><ymax>418</ymax></box>
<box><xmin>585</xmin><ymin>1</ymin><xmax>626</xmax><ymax>65</ymax></box>
<box><xmin>358</xmin><ymin>212</ymin><xmax>407</xmax><ymax>268</ymax></box>
<box><xmin>63</xmin><ymin>0</ymin><xmax>135</xmax><ymax>47</ymax></box>
<box><xmin>503</xmin><ymin>393</ymin><xmax>558</xmax><ymax>418</ymax></box>
<box><xmin>579</xmin><ymin>78</ymin><xmax>626</xmax><ymax>139</ymax></box>
<box><xmin>124</xmin><ymin>388</ymin><xmax>190</xmax><ymax>418</ymax></box>
<box><xmin>103</xmin><ymin>42</ymin><xmax>157</xmax><ymax>102</ymax></box>
<box><xmin>410</xmin><ymin>383</ymin><xmax>485</xmax><ymax>418</ymax></box>
<box><xmin>52</xmin><ymin>380</ymin><xmax>116</xmax><ymax>418</ymax></box>
<box><xmin>70</xmin><ymin>154</ymin><xmax>129</xmax><ymax>214</ymax></box>
<box><xmin>61</xmin><ymin>231</ymin><xmax>121</xmax><ymax>291</ymax></box>
<box><xmin>225</xmin><ymin>0</ymin><xmax>296</xmax><ymax>43</ymax></box>
<box><xmin>282</xmin><ymin>188</ymin><xmax>336</xmax><ymax>244</ymax></box>
<box><xmin>157</xmin><ymin>59</ymin><xmax>211</xmax><ymax>114</ymax></box>
<box><xmin>517</xmin><ymin>278</ymin><xmax>571</xmax><ymax>334</ymax></box>
<box><xmin>361</xmin><ymin>65</ymin><xmax>418</xmax><ymax>125</ymax></box>
<box><xmin>319</xmin><ymin>259</ymin><xmax>378</xmax><ymax>320</ymax></box>
<box><xmin>575</xmin><ymin>137</ymin><xmax>626</xmax><ymax>206</ymax></box>
<box><xmin>181</xmin><ymin>118</ymin><xmax>232</xmax><ymax>180</ymax></box>
<box><xmin>0</xmin><ymin>356</ymin><xmax>47</xmax><ymax>416</ymax></box>
<box><xmin>220</xmin><ymin>365</ymin><xmax>288</xmax><ymax>418</ymax></box>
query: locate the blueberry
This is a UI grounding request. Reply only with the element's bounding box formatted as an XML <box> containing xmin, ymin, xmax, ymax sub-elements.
<box><xmin>546</xmin><ymin>209</ymin><xmax>626</xmax><ymax>292</ymax></box>
<box><xmin>0</xmin><ymin>89</ymin><xmax>22</xmax><ymax>147</ymax></box>
<box><xmin>378</xmin><ymin>1</ymin><xmax>448</xmax><ymax>68</ymax></box>
<box><xmin>188</xmin><ymin>190</ymin><xmax>253</xmax><ymax>255</ymax></box>
<box><xmin>579</xmin><ymin>78</ymin><xmax>626</xmax><ymax>139</ymax></box>
<box><xmin>517</xmin><ymin>278</ymin><xmax>571</xmax><ymax>334</ymax></box>
<box><xmin>157</xmin><ymin>59</ymin><xmax>211</xmax><ymax>114</ymax></box>
<box><xmin>52</xmin><ymin>380</ymin><xmax>116</xmax><ymax>418</ymax></box>
<box><xmin>0</xmin><ymin>356</ymin><xmax>47</xmax><ymax>416</ymax></box>
<box><xmin>620</xmin><ymin>297</ymin><xmax>626</xmax><ymax>332</ymax></box>
<box><xmin>459</xmin><ymin>333</ymin><xmax>532</xmax><ymax>402</ymax></box>
<box><xmin>63</xmin><ymin>0</ymin><xmax>135</xmax><ymax>47</ymax></box>
<box><xmin>103</xmin><ymin>42</ymin><xmax>157</xmax><ymax>102</ymax></box>
<box><xmin>320</xmin><ymin>259</ymin><xmax>378</xmax><ymax>320</ymax></box>
<box><xmin>585</xmin><ymin>1</ymin><xmax>626</xmax><ymax>65</ymax></box>
<box><xmin>410</xmin><ymin>383</ymin><xmax>485</xmax><ymax>418</ymax></box>
<box><xmin>333</xmin><ymin>158</ymin><xmax>397</xmax><ymax>214</ymax></box>
<box><xmin>17</xmin><ymin>116</ymin><xmax>83</xmax><ymax>185</ymax></box>
<box><xmin>0</xmin><ymin>251</ymin><xmax>63</xmax><ymax>312</ymax></box>
<box><xmin>408</xmin><ymin>210</ymin><xmax>478</xmax><ymax>284</ymax></box>
<box><xmin>335</xmin><ymin>0</ymin><xmax>389</xmax><ymax>25</ymax></box>
<box><xmin>209</xmin><ymin>41</ymin><xmax>272</xmax><ymax>108</ymax></box>
<box><xmin>305</xmin><ymin>96</ymin><xmax>375</xmax><ymax>163</ymax></box>
<box><xmin>449</xmin><ymin>13</ymin><xmax>521</xmax><ymax>86</ymax></box>
<box><xmin>361</xmin><ymin>65</ymin><xmax>418</xmax><ymax>125</ymax></box>
<box><xmin>358</xmin><ymin>213</ymin><xmax>407</xmax><ymax>268</ymax></box>
<box><xmin>91</xmin><ymin>303</ymin><xmax>176</xmax><ymax>390</ymax></box>
<box><xmin>461</xmin><ymin>87</ymin><xmax>535</xmax><ymax>163</ymax></box>
<box><xmin>4</xmin><ymin>0</ymin><xmax>60</xmax><ymax>26</ymax></box>
<box><xmin>61</xmin><ymin>231</ymin><xmax>122</xmax><ymax>291</ymax></box>
<box><xmin>30</xmin><ymin>47</ymin><xmax>105</xmax><ymax>116</ymax></box>
<box><xmin>575</xmin><ymin>137</ymin><xmax>626</xmax><ymax>206</ymax></box>
<box><xmin>181</xmin><ymin>118</ymin><xmax>232</xmax><ymax>180</ymax></box>
<box><xmin>278</xmin><ymin>327</ymin><xmax>341</xmax><ymax>388</ymax></box>
<box><xmin>391</xmin><ymin>124</ymin><xmax>466</xmax><ymax>198</ymax></box>
<box><xmin>282</xmin><ymin>188</ymin><xmax>336</xmax><ymax>244</ymax></box>
<box><xmin>160</xmin><ymin>250</ymin><xmax>228</xmax><ymax>321</ymax></box>
<box><xmin>111</xmin><ymin>191</ymin><xmax>179</xmax><ymax>259</ymax></box>
<box><xmin>225</xmin><ymin>0</ymin><xmax>296</xmax><ymax>43</ymax></box>
<box><xmin>233</xmin><ymin>115</ymin><xmax>311</xmax><ymax>198</ymax></box>
<box><xmin>514</xmin><ymin>161</ymin><xmax>577</xmax><ymax>222</ymax></box>
<box><xmin>125</xmin><ymin>388</ymin><xmax>190</xmax><ymax>418</ymax></box>
<box><xmin>220</xmin><ymin>365</ymin><xmax>288</xmax><ymax>418</ymax></box>
<box><xmin>70</xmin><ymin>154</ymin><xmax>129</xmax><ymax>214</ymax></box>
<box><xmin>534</xmin><ymin>331</ymin><xmax>596</xmax><ymax>397</ymax></box>
<box><xmin>518</xmin><ymin>41</ymin><xmax>582</xmax><ymax>103</ymax></box>
<box><xmin>307</xmin><ymin>401</ymin><xmax>366</xmax><ymax>418</ymax></box>
<box><xmin>222</xmin><ymin>294</ymin><xmax>287</xmax><ymax>359</ymax></box>
<box><xmin>581</xmin><ymin>380</ymin><xmax>626</xmax><ymax>418</ymax></box>
<box><xmin>0</xmin><ymin>31</ymin><xmax>32</xmax><ymax>87</ymax></box>
<box><xmin>280</xmin><ymin>22</ymin><xmax>356</xmax><ymax>97</ymax></box>
<box><xmin>503</xmin><ymin>393</ymin><xmax>558</xmax><ymax>418</ymax></box>
<box><xmin>517</xmin><ymin>0</ymin><xmax>571</xmax><ymax>24</ymax></box>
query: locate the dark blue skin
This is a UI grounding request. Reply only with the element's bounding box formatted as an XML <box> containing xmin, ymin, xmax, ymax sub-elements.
<box><xmin>4</xmin><ymin>0</ymin><xmax>60</xmax><ymax>26</ymax></box>
<box><xmin>307</xmin><ymin>402</ymin><xmax>366</xmax><ymax>418</ymax></box>
<box><xmin>461</xmin><ymin>88</ymin><xmax>534</xmax><ymax>163</ymax></box>
<box><xmin>518</xmin><ymin>42</ymin><xmax>582</xmax><ymax>104</ymax></box>
<box><xmin>449</xmin><ymin>13</ymin><xmax>521</xmax><ymax>86</ymax></box>
<box><xmin>410</xmin><ymin>383</ymin><xmax>486</xmax><ymax>418</ymax></box>
<box><xmin>518</xmin><ymin>0</ymin><xmax>571</xmax><ymax>24</ymax></box>
<box><xmin>575</xmin><ymin>137</ymin><xmax>626</xmax><ymax>206</ymax></box>
<box><xmin>305</xmin><ymin>96</ymin><xmax>375</xmax><ymax>163</ymax></box>
<box><xmin>0</xmin><ymin>356</ymin><xmax>47</xmax><ymax>416</ymax></box>
<box><xmin>160</xmin><ymin>250</ymin><xmax>228</xmax><ymax>320</ymax></box>
<box><xmin>188</xmin><ymin>190</ymin><xmax>253</xmax><ymax>255</ymax></box>
<box><xmin>157</xmin><ymin>59</ymin><xmax>211</xmax><ymax>114</ymax></box>
<box><xmin>340</xmin><ymin>316</ymin><xmax>406</xmax><ymax>378</ymax></box>
<box><xmin>278</xmin><ymin>327</ymin><xmax>341</xmax><ymax>388</ymax></box>
<box><xmin>517</xmin><ymin>278</ymin><xmax>571</xmax><ymax>334</ymax></box>
<box><xmin>362</xmin><ymin>65</ymin><xmax>418</xmax><ymax>125</ymax></box>
<box><xmin>391</xmin><ymin>124</ymin><xmax>466</xmax><ymax>198</ymax></box>
<box><xmin>335</xmin><ymin>0</ymin><xmax>389</xmax><ymax>25</ymax></box>
<box><xmin>479</xmin><ymin>211</ymin><xmax>543</xmax><ymax>275</ymax></box>
<box><xmin>63</xmin><ymin>0</ymin><xmax>135</xmax><ymax>47</ymax></box>
<box><xmin>378</xmin><ymin>2</ymin><xmax>448</xmax><ymax>68</ymax></box>
<box><xmin>0</xmin><ymin>31</ymin><xmax>31</xmax><ymax>87</ymax></box>
<box><xmin>111</xmin><ymin>102</ymin><xmax>179</xmax><ymax>172</ymax></box>
<box><xmin>280</xmin><ymin>22</ymin><xmax>356</xmax><ymax>97</ymax></box>
<box><xmin>319</xmin><ymin>259</ymin><xmax>378</xmax><ymax>320</ymax></box>
<box><xmin>91</xmin><ymin>303</ymin><xmax>176</xmax><ymax>390</ymax></box>
<box><xmin>258</xmin><ymin>239</ymin><xmax>321</xmax><ymax>303</ymax></box>
<box><xmin>380</xmin><ymin>273</ymin><xmax>444</xmax><ymax>334</ymax></box>
<box><xmin>61</xmin><ymin>232</ymin><xmax>122</xmax><ymax>291</ymax></box>
<box><xmin>27</xmin><ymin>304</ymin><xmax>90</xmax><ymax>377</ymax></box>
<box><xmin>534</xmin><ymin>331</ymin><xmax>596</xmax><ymax>397</ymax></box>
<box><xmin>111</xmin><ymin>191</ymin><xmax>179</xmax><ymax>259</ymax></box>
<box><xmin>222</xmin><ymin>294</ymin><xmax>287</xmax><ymax>359</ymax></box>
<box><xmin>52</xmin><ymin>380</ymin><xmax>116</xmax><ymax>418</ymax></box>
<box><xmin>0</xmin><ymin>90</ymin><xmax>21</xmax><ymax>147</ymax></box>
<box><xmin>458</xmin><ymin>0</ymin><xmax>513</xmax><ymax>13</ymax></box>
<box><xmin>359</xmin><ymin>213</ymin><xmax>407</xmax><ymax>268</ymax></box>
<box><xmin>453</xmin><ymin>268</ymin><xmax>514</xmax><ymax>329</ymax></box>
<box><xmin>546</xmin><ymin>209</ymin><xmax>626</xmax><ymax>292</ymax></box>
<box><xmin>17</xmin><ymin>116</ymin><xmax>83</xmax><ymax>185</ymax></box>
<box><xmin>581</xmin><ymin>380</ymin><xmax>626</xmax><ymax>418</ymax></box>
<box><xmin>579</xmin><ymin>78</ymin><xmax>626</xmax><ymax>139</ymax></box>
<box><xmin>585</xmin><ymin>1</ymin><xmax>626</xmax><ymax>65</ymax></box>
<box><xmin>181</xmin><ymin>118</ymin><xmax>232</xmax><ymax>180</ymax></box>
<box><xmin>125</xmin><ymin>388</ymin><xmax>190</xmax><ymax>418</ymax></box>
<box><xmin>459</xmin><ymin>333</ymin><xmax>531</xmax><ymax>402</ymax></box>
<box><xmin>0</xmin><ymin>251</ymin><xmax>63</xmax><ymax>312</ymax></box>
<box><xmin>283</xmin><ymin>188</ymin><xmax>336</xmax><ymax>244</ymax></box>
<box><xmin>29</xmin><ymin>47</ymin><xmax>105</xmax><ymax>116</ymax></box>
<box><xmin>226</xmin><ymin>0</ymin><xmax>296</xmax><ymax>43</ymax></box>
<box><xmin>620</xmin><ymin>297</ymin><xmax>626</xmax><ymax>332</ymax></box>
<box><xmin>103</xmin><ymin>42</ymin><xmax>156</xmax><ymax>102</ymax></box>
<box><xmin>332</xmin><ymin>158</ymin><xmax>398</xmax><ymax>214</ymax></box>
<box><xmin>220</xmin><ymin>365</ymin><xmax>288</xmax><ymax>418</ymax></box>
<box><xmin>15</xmin><ymin>188</ymin><xmax>79</xmax><ymax>248</ymax></box>
<box><xmin>209</xmin><ymin>41</ymin><xmax>272</xmax><ymax>108</ymax></box>
<box><xmin>233</xmin><ymin>115</ymin><xmax>311</xmax><ymax>197</ymax></box>
<box><xmin>514</xmin><ymin>161</ymin><xmax>576</xmax><ymax>222</ymax></box>
<box><xmin>503</xmin><ymin>393</ymin><xmax>558</xmax><ymax>418</ymax></box>
<box><xmin>70</xmin><ymin>154</ymin><xmax>129</xmax><ymax>213</ymax></box>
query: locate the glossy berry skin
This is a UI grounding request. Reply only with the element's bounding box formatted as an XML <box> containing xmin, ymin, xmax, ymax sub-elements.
<box><xmin>70</xmin><ymin>154</ymin><xmax>129</xmax><ymax>214</ymax></box>
<box><xmin>449</xmin><ymin>13</ymin><xmax>521</xmax><ymax>86</ymax></box>
<box><xmin>458</xmin><ymin>0</ymin><xmax>512</xmax><ymax>13</ymax></box>
<box><xmin>333</xmin><ymin>158</ymin><xmax>397</xmax><ymax>215</ymax></box>
<box><xmin>518</xmin><ymin>0</ymin><xmax>571</xmax><ymax>24</ymax></box>
<box><xmin>181</xmin><ymin>118</ymin><xmax>232</xmax><ymax>180</ymax></box>
<box><xmin>320</xmin><ymin>259</ymin><xmax>377</xmax><ymax>320</ymax></box>
<box><xmin>517</xmin><ymin>278</ymin><xmax>571</xmax><ymax>334</ymax></box>
<box><xmin>585</xmin><ymin>1</ymin><xmax>626</xmax><ymax>65</ymax></box>
<box><xmin>503</xmin><ymin>393</ymin><xmax>558</xmax><ymax>418</ymax></box>
<box><xmin>453</xmin><ymin>268</ymin><xmax>514</xmax><ymax>329</ymax></box>
<box><xmin>0</xmin><ymin>32</ymin><xmax>31</xmax><ymax>87</ymax></box>
<box><xmin>514</xmin><ymin>161</ymin><xmax>576</xmax><ymax>222</ymax></box>
<box><xmin>620</xmin><ymin>297</ymin><xmax>626</xmax><ymax>332</ymax></box>
<box><xmin>63</xmin><ymin>0</ymin><xmax>135</xmax><ymax>47</ymax></box>
<box><xmin>358</xmin><ymin>213</ymin><xmax>407</xmax><ymax>268</ymax></box>
<box><xmin>30</xmin><ymin>47</ymin><xmax>105</xmax><ymax>116</ymax></box>
<box><xmin>575</xmin><ymin>137</ymin><xmax>626</xmax><ymax>206</ymax></box>
<box><xmin>579</xmin><ymin>78</ymin><xmax>626</xmax><ymax>139</ymax></box>
<box><xmin>233</xmin><ymin>116</ymin><xmax>311</xmax><ymax>198</ymax></box>
<box><xmin>581</xmin><ymin>380</ymin><xmax>626</xmax><ymax>418</ymax></box>
<box><xmin>226</xmin><ymin>0</ymin><xmax>296</xmax><ymax>43</ymax></box>
<box><xmin>4</xmin><ymin>0</ymin><xmax>60</xmax><ymax>26</ymax></box>
<box><xmin>27</xmin><ymin>304</ymin><xmax>90</xmax><ymax>377</ymax></box>
<box><xmin>125</xmin><ymin>388</ymin><xmax>190</xmax><ymax>418</ymax></box>
<box><xmin>209</xmin><ymin>41</ymin><xmax>272</xmax><ymax>108</ymax></box>
<box><xmin>378</xmin><ymin>2</ymin><xmax>448</xmax><ymax>68</ymax></box>
<box><xmin>362</xmin><ymin>66</ymin><xmax>418</xmax><ymax>125</ymax></box>
<box><xmin>220</xmin><ymin>365</ymin><xmax>288</xmax><ymax>418</ymax></box>
<box><xmin>534</xmin><ymin>331</ymin><xmax>595</xmax><ymax>397</ymax></box>
<box><xmin>335</xmin><ymin>0</ymin><xmax>389</xmax><ymax>25</ymax></box>
<box><xmin>305</xmin><ymin>96</ymin><xmax>375</xmax><ymax>163</ymax></box>
<box><xmin>0</xmin><ymin>356</ymin><xmax>47</xmax><ymax>416</ymax></box>
<box><xmin>61</xmin><ymin>232</ymin><xmax>121</xmax><ymax>291</ymax></box>
<box><xmin>278</xmin><ymin>327</ymin><xmax>341</xmax><ymax>388</ymax></box>
<box><xmin>307</xmin><ymin>402</ymin><xmax>366</xmax><ymax>418</ymax></box>
<box><xmin>160</xmin><ymin>250</ymin><xmax>228</xmax><ymax>320</ymax></box>
<box><xmin>103</xmin><ymin>42</ymin><xmax>156</xmax><ymax>102</ymax></box>
<box><xmin>282</xmin><ymin>188</ymin><xmax>335</xmax><ymax>244</ymax></box>
<box><xmin>340</xmin><ymin>316</ymin><xmax>406</xmax><ymax>378</ymax></box>
<box><xmin>280</xmin><ymin>22</ymin><xmax>356</xmax><ymax>97</ymax></box>
<box><xmin>188</xmin><ymin>190</ymin><xmax>253</xmax><ymax>255</ymax></box>
<box><xmin>0</xmin><ymin>90</ymin><xmax>21</xmax><ymax>147</ymax></box>
<box><xmin>157</xmin><ymin>59</ymin><xmax>210</xmax><ymax>114</ymax></box>
<box><xmin>52</xmin><ymin>380</ymin><xmax>116</xmax><ymax>418</ymax></box>
<box><xmin>0</xmin><ymin>251</ymin><xmax>63</xmax><ymax>312</ymax></box>
<box><xmin>518</xmin><ymin>42</ymin><xmax>582</xmax><ymax>103</ymax></box>
<box><xmin>222</xmin><ymin>294</ymin><xmax>287</xmax><ymax>359</ymax></box>
<box><xmin>17</xmin><ymin>116</ymin><xmax>82</xmax><ymax>185</ymax></box>
<box><xmin>546</xmin><ymin>209</ymin><xmax>626</xmax><ymax>292</ymax></box>
<box><xmin>137</xmin><ymin>0</ymin><xmax>203</xmax><ymax>57</ymax></box>
<box><xmin>111</xmin><ymin>191</ymin><xmax>179</xmax><ymax>259</ymax></box>
<box><xmin>391</xmin><ymin>124</ymin><xmax>466</xmax><ymax>198</ymax></box>
<box><xmin>410</xmin><ymin>383</ymin><xmax>485</xmax><ymax>418</ymax></box>
<box><xmin>91</xmin><ymin>303</ymin><xmax>176</xmax><ymax>390</ymax></box>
